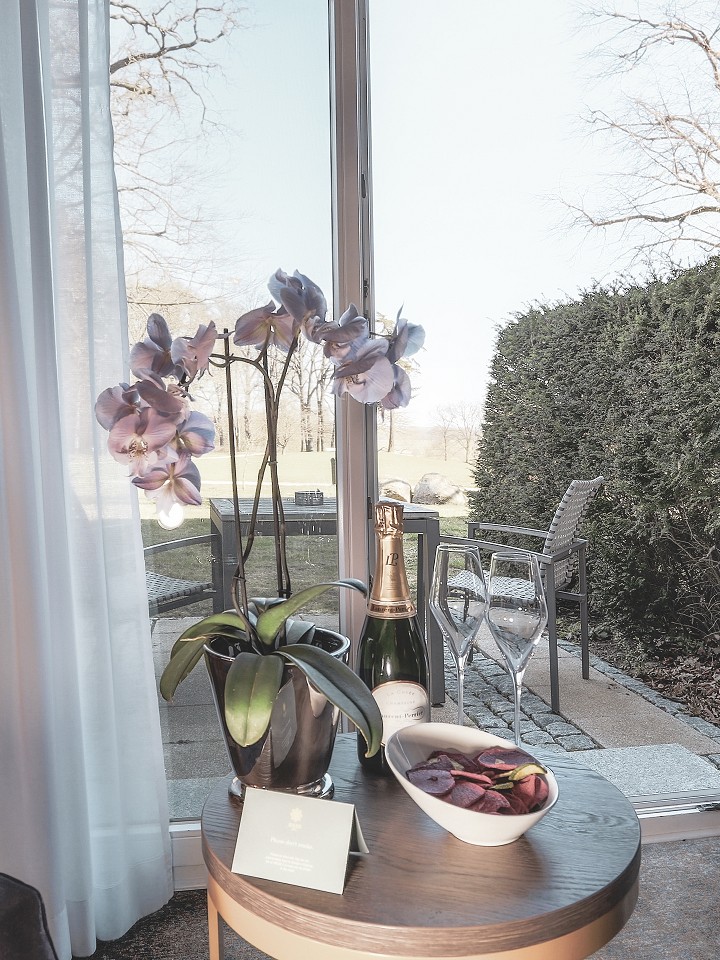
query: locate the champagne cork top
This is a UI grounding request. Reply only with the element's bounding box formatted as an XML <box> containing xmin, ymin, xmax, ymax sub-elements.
<box><xmin>374</xmin><ymin>500</ymin><xmax>405</xmax><ymax>536</ymax></box>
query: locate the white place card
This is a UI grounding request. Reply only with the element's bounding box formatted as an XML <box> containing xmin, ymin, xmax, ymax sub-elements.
<box><xmin>231</xmin><ymin>788</ymin><xmax>368</xmax><ymax>895</ymax></box>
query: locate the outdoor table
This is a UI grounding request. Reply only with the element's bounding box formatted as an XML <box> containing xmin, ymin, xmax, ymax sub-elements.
<box><xmin>209</xmin><ymin>497</ymin><xmax>445</xmax><ymax>702</ymax></box>
<box><xmin>201</xmin><ymin>734</ymin><xmax>641</xmax><ymax>960</ymax></box>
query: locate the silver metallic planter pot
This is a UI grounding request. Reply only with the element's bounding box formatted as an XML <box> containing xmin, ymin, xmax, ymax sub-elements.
<box><xmin>204</xmin><ymin>629</ymin><xmax>351</xmax><ymax>800</ymax></box>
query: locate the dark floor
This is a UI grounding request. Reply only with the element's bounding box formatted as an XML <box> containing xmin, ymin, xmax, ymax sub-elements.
<box><xmin>78</xmin><ymin>836</ymin><xmax>720</xmax><ymax>960</ymax></box>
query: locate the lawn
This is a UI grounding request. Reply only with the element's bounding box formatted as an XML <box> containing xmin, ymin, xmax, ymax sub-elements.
<box><xmin>138</xmin><ymin>449</ymin><xmax>473</xmax><ymax>506</ymax></box>
<box><xmin>141</xmin><ymin>446</ymin><xmax>472</xmax><ymax>619</ymax></box>
<box><xmin>143</xmin><ymin>506</ymin><xmax>468</xmax><ymax>621</ymax></box>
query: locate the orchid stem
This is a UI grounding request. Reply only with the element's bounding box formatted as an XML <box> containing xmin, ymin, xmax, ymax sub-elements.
<box><xmin>222</xmin><ymin>332</ymin><xmax>249</xmax><ymax>618</ymax></box>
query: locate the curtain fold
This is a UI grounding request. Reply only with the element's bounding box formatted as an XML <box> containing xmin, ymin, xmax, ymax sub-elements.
<box><xmin>0</xmin><ymin>1</ymin><xmax>173</xmax><ymax>957</ymax></box>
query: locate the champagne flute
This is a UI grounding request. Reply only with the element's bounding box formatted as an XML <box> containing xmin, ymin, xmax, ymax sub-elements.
<box><xmin>430</xmin><ymin>544</ymin><xmax>487</xmax><ymax>725</ymax></box>
<box><xmin>486</xmin><ymin>551</ymin><xmax>548</xmax><ymax>746</ymax></box>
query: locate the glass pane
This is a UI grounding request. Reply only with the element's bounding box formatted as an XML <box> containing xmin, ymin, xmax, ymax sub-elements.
<box><xmin>110</xmin><ymin>0</ymin><xmax>335</xmax><ymax>819</ymax></box>
<box><xmin>368</xmin><ymin>0</ymin><xmax>720</xmax><ymax>808</ymax></box>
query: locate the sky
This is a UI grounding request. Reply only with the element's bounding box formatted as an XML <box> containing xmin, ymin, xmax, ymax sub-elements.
<box><xmin>136</xmin><ymin>0</ymin><xmax>670</xmax><ymax>424</ymax></box>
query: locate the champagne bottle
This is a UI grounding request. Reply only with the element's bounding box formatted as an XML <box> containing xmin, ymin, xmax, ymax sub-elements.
<box><xmin>356</xmin><ymin>501</ymin><xmax>430</xmax><ymax>773</ymax></box>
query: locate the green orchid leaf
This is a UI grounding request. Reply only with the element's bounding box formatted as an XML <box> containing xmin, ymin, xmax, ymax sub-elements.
<box><xmin>249</xmin><ymin>597</ymin><xmax>286</xmax><ymax>615</ymax></box>
<box><xmin>255</xmin><ymin>579</ymin><xmax>368</xmax><ymax>647</ymax></box>
<box><xmin>174</xmin><ymin>611</ymin><xmax>252</xmax><ymax>644</ymax></box>
<box><xmin>224</xmin><ymin>652</ymin><xmax>285</xmax><ymax>747</ymax></box>
<box><xmin>285</xmin><ymin>619</ymin><xmax>316</xmax><ymax>645</ymax></box>
<box><xmin>169</xmin><ymin>610</ymin><xmax>252</xmax><ymax>660</ymax></box>
<box><xmin>280</xmin><ymin>644</ymin><xmax>382</xmax><ymax>758</ymax></box>
<box><xmin>159</xmin><ymin>636</ymin><xmax>208</xmax><ymax>702</ymax></box>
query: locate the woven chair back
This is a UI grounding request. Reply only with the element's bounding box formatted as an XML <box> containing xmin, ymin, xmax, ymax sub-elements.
<box><xmin>542</xmin><ymin>477</ymin><xmax>604</xmax><ymax>588</ymax></box>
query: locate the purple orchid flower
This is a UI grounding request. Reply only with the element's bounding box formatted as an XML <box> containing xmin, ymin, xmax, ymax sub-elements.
<box><xmin>268</xmin><ymin>269</ymin><xmax>327</xmax><ymax>326</ymax></box>
<box><xmin>374</xmin><ymin>310</ymin><xmax>424</xmax><ymax>409</ymax></box>
<box><xmin>107</xmin><ymin>407</ymin><xmax>180</xmax><ymax>477</ymax></box>
<box><xmin>133</xmin><ymin>377</ymin><xmax>187</xmax><ymax>421</ymax></box>
<box><xmin>332</xmin><ymin>338</ymin><xmax>395</xmax><ymax>404</ymax></box>
<box><xmin>95</xmin><ymin>382</ymin><xmax>142</xmax><ymax>431</ymax></box>
<box><xmin>132</xmin><ymin>452</ymin><xmax>203</xmax><ymax>514</ymax></box>
<box><xmin>171</xmin><ymin>321</ymin><xmax>218</xmax><ymax>380</ymax></box>
<box><xmin>233</xmin><ymin>302</ymin><xmax>296</xmax><ymax>352</ymax></box>
<box><xmin>386</xmin><ymin>311</ymin><xmax>425</xmax><ymax>364</ymax></box>
<box><xmin>130</xmin><ymin>314</ymin><xmax>184</xmax><ymax>380</ymax></box>
<box><xmin>96</xmin><ymin>272</ymin><xmax>425</xmax><ymax>538</ymax></box>
<box><xmin>380</xmin><ymin>364</ymin><xmax>412</xmax><ymax>409</ymax></box>
<box><xmin>95</xmin><ymin>378</ymin><xmax>186</xmax><ymax>436</ymax></box>
<box><xmin>176</xmin><ymin>411</ymin><xmax>215</xmax><ymax>457</ymax></box>
<box><xmin>312</xmin><ymin>304</ymin><xmax>369</xmax><ymax>361</ymax></box>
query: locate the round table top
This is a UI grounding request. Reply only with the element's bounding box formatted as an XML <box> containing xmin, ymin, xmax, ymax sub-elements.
<box><xmin>202</xmin><ymin>734</ymin><xmax>641</xmax><ymax>960</ymax></box>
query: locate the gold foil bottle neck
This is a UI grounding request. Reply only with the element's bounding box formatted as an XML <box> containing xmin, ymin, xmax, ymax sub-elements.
<box><xmin>368</xmin><ymin>500</ymin><xmax>415</xmax><ymax>617</ymax></box>
<box><xmin>374</xmin><ymin>500</ymin><xmax>405</xmax><ymax>536</ymax></box>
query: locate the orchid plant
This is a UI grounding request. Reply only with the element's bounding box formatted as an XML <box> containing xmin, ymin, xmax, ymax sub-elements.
<box><xmin>95</xmin><ymin>269</ymin><xmax>424</xmax><ymax>753</ymax></box>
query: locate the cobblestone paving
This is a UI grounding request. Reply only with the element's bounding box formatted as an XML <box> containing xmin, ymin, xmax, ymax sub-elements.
<box><xmin>443</xmin><ymin>647</ymin><xmax>599</xmax><ymax>752</ymax></box>
<box><xmin>447</xmin><ymin>642</ymin><xmax>720</xmax><ymax>767</ymax></box>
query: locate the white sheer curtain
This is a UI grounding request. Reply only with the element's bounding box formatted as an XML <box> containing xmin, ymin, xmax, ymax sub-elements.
<box><xmin>0</xmin><ymin>1</ymin><xmax>173</xmax><ymax>957</ymax></box>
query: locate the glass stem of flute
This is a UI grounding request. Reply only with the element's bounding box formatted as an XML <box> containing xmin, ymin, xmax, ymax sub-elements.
<box><xmin>456</xmin><ymin>662</ymin><xmax>465</xmax><ymax>725</ymax></box>
<box><xmin>512</xmin><ymin>671</ymin><xmax>525</xmax><ymax>746</ymax></box>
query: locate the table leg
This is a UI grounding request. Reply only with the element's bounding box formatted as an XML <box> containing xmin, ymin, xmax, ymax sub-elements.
<box><xmin>207</xmin><ymin>889</ymin><xmax>225</xmax><ymax>960</ymax></box>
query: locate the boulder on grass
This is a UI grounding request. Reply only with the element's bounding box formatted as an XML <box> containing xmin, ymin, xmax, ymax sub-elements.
<box><xmin>379</xmin><ymin>478</ymin><xmax>412</xmax><ymax>503</ymax></box>
<box><xmin>413</xmin><ymin>473</ymin><xmax>467</xmax><ymax>506</ymax></box>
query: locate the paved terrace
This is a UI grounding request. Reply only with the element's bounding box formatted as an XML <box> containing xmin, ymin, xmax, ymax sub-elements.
<box><xmin>153</xmin><ymin>618</ymin><xmax>720</xmax><ymax>819</ymax></box>
<box><xmin>450</xmin><ymin>624</ymin><xmax>720</xmax><ymax>796</ymax></box>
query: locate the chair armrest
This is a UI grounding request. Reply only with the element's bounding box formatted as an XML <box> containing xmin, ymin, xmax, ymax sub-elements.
<box><xmin>468</xmin><ymin>522</ymin><xmax>548</xmax><ymax>539</ymax></box>
<box><xmin>144</xmin><ymin>534</ymin><xmax>216</xmax><ymax>556</ymax></box>
<box><xmin>472</xmin><ymin>539</ymin><xmax>553</xmax><ymax>560</ymax></box>
<box><xmin>462</xmin><ymin>533</ymin><xmax>588</xmax><ymax>565</ymax></box>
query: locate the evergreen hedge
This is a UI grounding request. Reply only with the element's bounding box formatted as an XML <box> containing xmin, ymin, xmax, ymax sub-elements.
<box><xmin>470</xmin><ymin>258</ymin><xmax>720</xmax><ymax>649</ymax></box>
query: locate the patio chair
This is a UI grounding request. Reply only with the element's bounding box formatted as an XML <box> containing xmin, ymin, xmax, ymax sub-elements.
<box><xmin>466</xmin><ymin>476</ymin><xmax>604</xmax><ymax>714</ymax></box>
<box><xmin>145</xmin><ymin>534</ymin><xmax>222</xmax><ymax>617</ymax></box>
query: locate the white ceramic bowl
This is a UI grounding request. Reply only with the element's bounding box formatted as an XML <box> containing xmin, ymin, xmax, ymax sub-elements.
<box><xmin>385</xmin><ymin>722</ymin><xmax>558</xmax><ymax>846</ymax></box>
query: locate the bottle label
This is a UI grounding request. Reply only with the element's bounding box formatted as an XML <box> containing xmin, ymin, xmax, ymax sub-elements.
<box><xmin>367</xmin><ymin>598</ymin><xmax>417</xmax><ymax>619</ymax></box>
<box><xmin>372</xmin><ymin>681</ymin><xmax>430</xmax><ymax>744</ymax></box>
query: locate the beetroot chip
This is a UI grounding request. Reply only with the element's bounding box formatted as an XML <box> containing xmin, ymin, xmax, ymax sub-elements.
<box><xmin>510</xmin><ymin>774</ymin><xmax>550</xmax><ymax>813</ymax></box>
<box><xmin>504</xmin><ymin>792</ymin><xmax>531</xmax><ymax>815</ymax></box>
<box><xmin>475</xmin><ymin>746</ymin><xmax>538</xmax><ymax>772</ymax></box>
<box><xmin>407</xmin><ymin>767</ymin><xmax>454</xmax><ymax>795</ymax></box>
<box><xmin>512</xmin><ymin>776</ymin><xmax>539</xmax><ymax>805</ymax></box>
<box><xmin>412</xmin><ymin>753</ymin><xmax>458</xmax><ymax>773</ymax></box>
<box><xmin>447</xmin><ymin>781</ymin><xmax>488</xmax><ymax>808</ymax></box>
<box><xmin>473</xmin><ymin>789</ymin><xmax>512</xmax><ymax>814</ymax></box>
<box><xmin>406</xmin><ymin>745</ymin><xmax>550</xmax><ymax>816</ymax></box>
<box><xmin>443</xmin><ymin>750</ymin><xmax>484</xmax><ymax>772</ymax></box>
<box><xmin>425</xmin><ymin>750</ymin><xmax>481</xmax><ymax>772</ymax></box>
<box><xmin>531</xmin><ymin>775</ymin><xmax>549</xmax><ymax>810</ymax></box>
<box><xmin>449</xmin><ymin>769</ymin><xmax>494</xmax><ymax>786</ymax></box>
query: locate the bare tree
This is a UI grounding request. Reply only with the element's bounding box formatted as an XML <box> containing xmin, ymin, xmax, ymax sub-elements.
<box><xmin>125</xmin><ymin>278</ymin><xmax>212</xmax><ymax>341</ymax></box>
<box><xmin>432</xmin><ymin>402</ymin><xmax>482</xmax><ymax>462</ymax></box>
<box><xmin>285</xmin><ymin>337</ymin><xmax>334</xmax><ymax>452</ymax></box>
<box><xmin>434</xmin><ymin>407</ymin><xmax>456</xmax><ymax>462</ymax></box>
<box><xmin>378</xmin><ymin>407</ymin><xmax>395</xmax><ymax>454</ymax></box>
<box><xmin>448</xmin><ymin>401</ymin><xmax>483</xmax><ymax>462</ymax></box>
<box><xmin>109</xmin><ymin>1</ymin><xmax>245</xmax><ymax>284</ymax></box>
<box><xmin>571</xmin><ymin>2</ymin><xmax>720</xmax><ymax>260</ymax></box>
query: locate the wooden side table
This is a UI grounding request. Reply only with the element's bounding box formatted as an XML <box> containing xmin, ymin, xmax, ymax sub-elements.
<box><xmin>201</xmin><ymin>735</ymin><xmax>640</xmax><ymax>960</ymax></box>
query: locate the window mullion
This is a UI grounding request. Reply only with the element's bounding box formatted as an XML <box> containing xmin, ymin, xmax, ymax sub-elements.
<box><xmin>329</xmin><ymin>0</ymin><xmax>377</xmax><ymax>652</ymax></box>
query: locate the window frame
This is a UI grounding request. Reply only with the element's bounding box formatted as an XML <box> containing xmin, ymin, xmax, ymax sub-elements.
<box><xmin>165</xmin><ymin>1</ymin><xmax>720</xmax><ymax>880</ymax></box>
<box><xmin>330</xmin><ymin>0</ymin><xmax>377</xmax><ymax>651</ymax></box>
